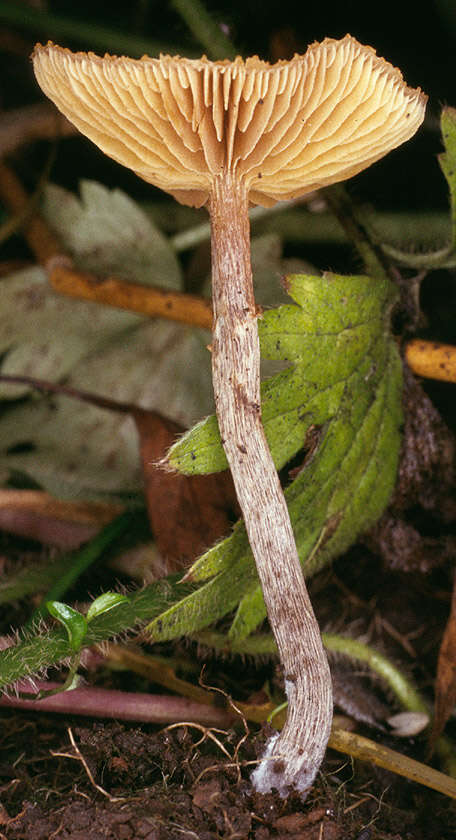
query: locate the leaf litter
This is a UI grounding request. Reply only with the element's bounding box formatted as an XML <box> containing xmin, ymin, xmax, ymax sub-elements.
<box><xmin>0</xmin><ymin>181</ymin><xmax>214</xmax><ymax>497</ymax></box>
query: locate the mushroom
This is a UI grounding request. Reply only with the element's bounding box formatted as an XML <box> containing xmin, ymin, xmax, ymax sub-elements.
<box><xmin>32</xmin><ymin>35</ymin><xmax>426</xmax><ymax>797</ymax></box>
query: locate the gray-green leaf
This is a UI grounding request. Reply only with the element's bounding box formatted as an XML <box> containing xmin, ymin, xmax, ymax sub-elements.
<box><xmin>42</xmin><ymin>180</ymin><xmax>181</xmax><ymax>289</ymax></box>
<box><xmin>0</xmin><ymin>181</ymin><xmax>214</xmax><ymax>497</ymax></box>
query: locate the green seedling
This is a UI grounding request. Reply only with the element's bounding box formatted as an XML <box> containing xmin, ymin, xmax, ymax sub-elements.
<box><xmin>20</xmin><ymin>592</ymin><xmax>129</xmax><ymax>700</ymax></box>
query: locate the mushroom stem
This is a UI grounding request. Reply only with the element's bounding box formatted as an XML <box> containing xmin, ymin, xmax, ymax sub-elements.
<box><xmin>209</xmin><ymin>172</ymin><xmax>333</xmax><ymax>797</ymax></box>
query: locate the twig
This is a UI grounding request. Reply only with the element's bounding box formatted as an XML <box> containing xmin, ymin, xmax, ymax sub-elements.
<box><xmin>164</xmin><ymin>721</ymin><xmax>232</xmax><ymax>758</ymax></box>
<box><xmin>330</xmin><ymin>726</ymin><xmax>456</xmax><ymax>800</ymax></box>
<box><xmin>0</xmin><ymin>161</ymin><xmax>61</xmax><ymax>264</ymax></box>
<box><xmin>48</xmin><ymin>263</ymin><xmax>213</xmax><ymax>329</ymax></box>
<box><xmin>376</xmin><ymin>616</ymin><xmax>417</xmax><ymax>659</ymax></box>
<box><xmin>343</xmin><ymin>794</ymin><xmax>372</xmax><ymax>814</ymax></box>
<box><xmin>406</xmin><ymin>339</ymin><xmax>456</xmax><ymax>384</ymax></box>
<box><xmin>0</xmin><ymin>489</ymin><xmax>121</xmax><ymax>526</ymax></box>
<box><xmin>0</xmin><ymin>144</ymin><xmax>56</xmax><ymax>246</ymax></box>
<box><xmin>0</xmin><ymin>681</ymin><xmax>234</xmax><ymax>728</ymax></box>
<box><xmin>0</xmin><ymin>372</ymin><xmax>149</xmax><ymax>415</ymax></box>
<box><xmin>103</xmin><ymin>644</ymin><xmax>214</xmax><ymax>706</ymax></box>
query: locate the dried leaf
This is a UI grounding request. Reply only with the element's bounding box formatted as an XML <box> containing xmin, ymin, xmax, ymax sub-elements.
<box><xmin>0</xmin><ymin>374</ymin><xmax>235</xmax><ymax>566</ymax></box>
<box><xmin>387</xmin><ymin>711</ymin><xmax>429</xmax><ymax>737</ymax></box>
<box><xmin>133</xmin><ymin>408</ymin><xmax>237</xmax><ymax>570</ymax></box>
<box><xmin>431</xmin><ymin>573</ymin><xmax>456</xmax><ymax>746</ymax></box>
<box><xmin>331</xmin><ymin>664</ymin><xmax>389</xmax><ymax>729</ymax></box>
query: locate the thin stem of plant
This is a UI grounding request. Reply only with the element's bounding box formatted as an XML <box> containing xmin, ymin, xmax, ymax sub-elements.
<box><xmin>209</xmin><ymin>172</ymin><xmax>332</xmax><ymax>797</ymax></box>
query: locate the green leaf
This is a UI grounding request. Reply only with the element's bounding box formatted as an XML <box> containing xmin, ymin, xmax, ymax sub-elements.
<box><xmin>148</xmin><ymin>271</ymin><xmax>401</xmax><ymax>642</ymax></box>
<box><xmin>86</xmin><ymin>592</ymin><xmax>130</xmax><ymax>622</ymax></box>
<box><xmin>438</xmin><ymin>107</ymin><xmax>456</xmax><ymax>250</ymax></box>
<box><xmin>46</xmin><ymin>601</ymin><xmax>88</xmax><ymax>652</ymax></box>
<box><xmin>0</xmin><ymin>575</ymin><xmax>193</xmax><ymax>691</ymax></box>
<box><xmin>167</xmin><ymin>272</ymin><xmax>393</xmax><ymax>477</ymax></box>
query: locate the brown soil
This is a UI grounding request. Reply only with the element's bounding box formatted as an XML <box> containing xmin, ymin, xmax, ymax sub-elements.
<box><xmin>1</xmin><ymin>699</ymin><xmax>456</xmax><ymax>840</ymax></box>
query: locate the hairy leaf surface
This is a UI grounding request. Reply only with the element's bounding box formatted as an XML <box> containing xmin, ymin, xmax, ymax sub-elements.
<box><xmin>148</xmin><ymin>271</ymin><xmax>402</xmax><ymax>642</ymax></box>
<box><xmin>439</xmin><ymin>107</ymin><xmax>456</xmax><ymax>251</ymax></box>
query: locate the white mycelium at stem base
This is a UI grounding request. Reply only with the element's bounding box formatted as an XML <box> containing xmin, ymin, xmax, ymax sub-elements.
<box><xmin>32</xmin><ymin>34</ymin><xmax>426</xmax><ymax>796</ymax></box>
<box><xmin>210</xmin><ymin>172</ymin><xmax>332</xmax><ymax>794</ymax></box>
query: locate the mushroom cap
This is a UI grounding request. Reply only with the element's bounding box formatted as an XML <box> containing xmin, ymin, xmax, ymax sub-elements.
<box><xmin>32</xmin><ymin>36</ymin><xmax>426</xmax><ymax>208</ymax></box>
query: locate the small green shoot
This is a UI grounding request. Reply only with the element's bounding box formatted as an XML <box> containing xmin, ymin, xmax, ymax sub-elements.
<box><xmin>46</xmin><ymin>601</ymin><xmax>88</xmax><ymax>652</ymax></box>
<box><xmin>19</xmin><ymin>592</ymin><xmax>130</xmax><ymax>700</ymax></box>
<box><xmin>23</xmin><ymin>511</ymin><xmax>137</xmax><ymax>629</ymax></box>
<box><xmin>86</xmin><ymin>592</ymin><xmax>130</xmax><ymax>622</ymax></box>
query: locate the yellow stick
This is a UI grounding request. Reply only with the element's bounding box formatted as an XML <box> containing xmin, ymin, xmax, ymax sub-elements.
<box><xmin>329</xmin><ymin>726</ymin><xmax>456</xmax><ymax>799</ymax></box>
<box><xmin>406</xmin><ymin>339</ymin><xmax>456</xmax><ymax>384</ymax></box>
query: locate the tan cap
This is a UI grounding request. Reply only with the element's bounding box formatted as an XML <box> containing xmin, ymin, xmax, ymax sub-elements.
<box><xmin>32</xmin><ymin>35</ymin><xmax>427</xmax><ymax>208</ymax></box>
